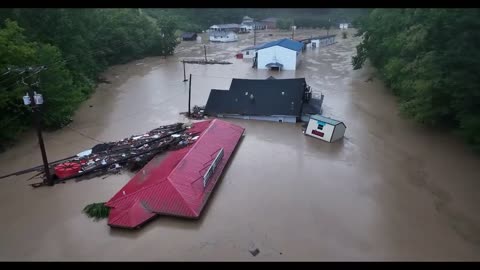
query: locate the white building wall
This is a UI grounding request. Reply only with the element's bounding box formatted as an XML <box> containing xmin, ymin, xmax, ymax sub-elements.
<box><xmin>243</xmin><ymin>49</ymin><xmax>256</xmax><ymax>58</ymax></box>
<box><xmin>296</xmin><ymin>50</ymin><xmax>302</xmax><ymax>66</ymax></box>
<box><xmin>257</xmin><ymin>46</ymin><xmax>298</xmax><ymax>71</ymax></box>
<box><xmin>209</xmin><ymin>32</ymin><xmax>238</xmax><ymax>42</ymax></box>
<box><xmin>305</xmin><ymin>118</ymin><xmax>334</xmax><ymax>142</ymax></box>
<box><xmin>331</xmin><ymin>124</ymin><xmax>346</xmax><ymax>142</ymax></box>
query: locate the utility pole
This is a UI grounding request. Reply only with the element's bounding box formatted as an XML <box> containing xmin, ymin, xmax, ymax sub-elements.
<box><xmin>253</xmin><ymin>23</ymin><xmax>256</xmax><ymax>46</ymax></box>
<box><xmin>182</xmin><ymin>60</ymin><xmax>188</xmax><ymax>82</ymax></box>
<box><xmin>327</xmin><ymin>18</ymin><xmax>331</xmax><ymax>36</ymax></box>
<box><xmin>204</xmin><ymin>45</ymin><xmax>207</xmax><ymax>62</ymax></box>
<box><xmin>18</xmin><ymin>66</ymin><xmax>53</xmax><ymax>186</ymax></box>
<box><xmin>188</xmin><ymin>74</ymin><xmax>192</xmax><ymax>117</ymax></box>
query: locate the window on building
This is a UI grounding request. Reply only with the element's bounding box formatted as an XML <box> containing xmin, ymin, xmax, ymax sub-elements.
<box><xmin>317</xmin><ymin>124</ymin><xmax>324</xmax><ymax>130</ymax></box>
<box><xmin>312</xmin><ymin>130</ymin><xmax>324</xmax><ymax>137</ymax></box>
<box><xmin>246</xmin><ymin>51</ymin><xmax>249</xmax><ymax>55</ymax></box>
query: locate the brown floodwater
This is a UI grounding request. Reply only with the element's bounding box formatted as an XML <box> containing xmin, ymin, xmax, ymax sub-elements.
<box><xmin>0</xmin><ymin>29</ymin><xmax>479</xmax><ymax>261</ymax></box>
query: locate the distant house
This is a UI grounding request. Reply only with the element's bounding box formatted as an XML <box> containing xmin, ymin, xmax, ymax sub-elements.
<box><xmin>305</xmin><ymin>115</ymin><xmax>346</xmax><ymax>142</ymax></box>
<box><xmin>242</xmin><ymin>16</ymin><xmax>254</xmax><ymax>24</ymax></box>
<box><xmin>204</xmin><ymin>77</ymin><xmax>322</xmax><ymax>123</ymax></box>
<box><xmin>209</xmin><ymin>24</ymin><xmax>241</xmax><ymax>33</ymax></box>
<box><xmin>261</xmin><ymin>17</ymin><xmax>278</xmax><ymax>29</ymax></box>
<box><xmin>181</xmin><ymin>32</ymin><xmax>197</xmax><ymax>41</ymax></box>
<box><xmin>339</xmin><ymin>23</ymin><xmax>349</xmax><ymax>30</ymax></box>
<box><xmin>209</xmin><ymin>31</ymin><xmax>238</xmax><ymax>42</ymax></box>
<box><xmin>242</xmin><ymin>22</ymin><xmax>267</xmax><ymax>32</ymax></box>
<box><xmin>239</xmin><ymin>24</ymin><xmax>250</xmax><ymax>33</ymax></box>
<box><xmin>310</xmin><ymin>35</ymin><xmax>336</xmax><ymax>48</ymax></box>
<box><xmin>253</xmin><ymin>38</ymin><xmax>304</xmax><ymax>71</ymax></box>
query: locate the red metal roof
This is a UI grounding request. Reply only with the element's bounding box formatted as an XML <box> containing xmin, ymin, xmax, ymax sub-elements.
<box><xmin>106</xmin><ymin>119</ymin><xmax>245</xmax><ymax>229</ymax></box>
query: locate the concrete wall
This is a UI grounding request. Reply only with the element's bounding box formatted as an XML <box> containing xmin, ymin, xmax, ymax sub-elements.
<box><xmin>305</xmin><ymin>118</ymin><xmax>334</xmax><ymax>142</ymax></box>
<box><xmin>257</xmin><ymin>46</ymin><xmax>298</xmax><ymax>71</ymax></box>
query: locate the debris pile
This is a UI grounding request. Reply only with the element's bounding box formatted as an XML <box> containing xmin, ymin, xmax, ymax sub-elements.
<box><xmin>3</xmin><ymin>123</ymin><xmax>203</xmax><ymax>187</ymax></box>
<box><xmin>180</xmin><ymin>105</ymin><xmax>206</xmax><ymax>120</ymax></box>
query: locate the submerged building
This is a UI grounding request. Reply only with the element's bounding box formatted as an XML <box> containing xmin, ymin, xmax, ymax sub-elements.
<box><xmin>204</xmin><ymin>77</ymin><xmax>323</xmax><ymax>123</ymax></box>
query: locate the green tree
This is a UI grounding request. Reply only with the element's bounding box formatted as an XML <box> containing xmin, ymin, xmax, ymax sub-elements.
<box><xmin>352</xmin><ymin>8</ymin><xmax>480</xmax><ymax>151</ymax></box>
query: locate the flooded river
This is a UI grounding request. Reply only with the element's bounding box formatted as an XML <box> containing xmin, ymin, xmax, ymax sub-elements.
<box><xmin>0</xmin><ymin>29</ymin><xmax>479</xmax><ymax>261</ymax></box>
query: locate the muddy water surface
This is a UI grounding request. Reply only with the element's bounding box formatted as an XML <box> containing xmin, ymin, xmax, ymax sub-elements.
<box><xmin>0</xmin><ymin>29</ymin><xmax>479</xmax><ymax>261</ymax></box>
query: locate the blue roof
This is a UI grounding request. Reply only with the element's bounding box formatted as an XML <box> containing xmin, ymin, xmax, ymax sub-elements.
<box><xmin>255</xmin><ymin>38</ymin><xmax>303</xmax><ymax>52</ymax></box>
<box><xmin>310</xmin><ymin>114</ymin><xmax>344</xmax><ymax>126</ymax></box>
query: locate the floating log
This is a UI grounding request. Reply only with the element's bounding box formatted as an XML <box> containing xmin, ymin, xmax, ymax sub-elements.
<box><xmin>182</xmin><ymin>59</ymin><xmax>232</xmax><ymax>65</ymax></box>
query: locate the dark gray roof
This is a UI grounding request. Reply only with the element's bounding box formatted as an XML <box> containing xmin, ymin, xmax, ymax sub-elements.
<box><xmin>181</xmin><ymin>32</ymin><xmax>197</xmax><ymax>38</ymax></box>
<box><xmin>204</xmin><ymin>78</ymin><xmax>307</xmax><ymax>117</ymax></box>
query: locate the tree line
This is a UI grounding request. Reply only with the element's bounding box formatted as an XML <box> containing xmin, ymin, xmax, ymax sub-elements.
<box><xmin>0</xmin><ymin>8</ymin><xmax>366</xmax><ymax>151</ymax></box>
<box><xmin>353</xmin><ymin>9</ymin><xmax>480</xmax><ymax>151</ymax></box>
<box><xmin>0</xmin><ymin>9</ymin><xmax>179</xmax><ymax>150</ymax></box>
<box><xmin>145</xmin><ymin>8</ymin><xmax>369</xmax><ymax>31</ymax></box>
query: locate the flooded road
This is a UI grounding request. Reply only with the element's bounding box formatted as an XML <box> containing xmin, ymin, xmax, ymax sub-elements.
<box><xmin>0</xmin><ymin>29</ymin><xmax>479</xmax><ymax>261</ymax></box>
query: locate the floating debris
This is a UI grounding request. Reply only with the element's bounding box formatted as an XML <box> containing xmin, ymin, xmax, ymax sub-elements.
<box><xmin>83</xmin><ymin>202</ymin><xmax>109</xmax><ymax>221</ymax></box>
<box><xmin>249</xmin><ymin>243</ymin><xmax>260</xmax><ymax>257</ymax></box>
<box><xmin>25</xmin><ymin>123</ymin><xmax>204</xmax><ymax>187</ymax></box>
<box><xmin>182</xmin><ymin>59</ymin><xmax>232</xmax><ymax>65</ymax></box>
<box><xmin>180</xmin><ymin>105</ymin><xmax>206</xmax><ymax>120</ymax></box>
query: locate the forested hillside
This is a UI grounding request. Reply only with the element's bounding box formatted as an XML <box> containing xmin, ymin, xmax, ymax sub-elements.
<box><xmin>0</xmin><ymin>8</ymin><xmax>365</xmax><ymax>150</ymax></box>
<box><xmin>352</xmin><ymin>9</ymin><xmax>480</xmax><ymax>151</ymax></box>
<box><xmin>0</xmin><ymin>9</ymin><xmax>178</xmax><ymax>150</ymax></box>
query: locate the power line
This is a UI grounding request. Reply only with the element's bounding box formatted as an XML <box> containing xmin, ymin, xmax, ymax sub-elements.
<box><xmin>41</xmin><ymin>113</ymin><xmax>105</xmax><ymax>144</ymax></box>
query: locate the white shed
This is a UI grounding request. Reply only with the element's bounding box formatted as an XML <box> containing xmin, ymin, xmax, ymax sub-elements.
<box><xmin>305</xmin><ymin>114</ymin><xmax>346</xmax><ymax>142</ymax></box>
<box><xmin>255</xmin><ymin>38</ymin><xmax>303</xmax><ymax>71</ymax></box>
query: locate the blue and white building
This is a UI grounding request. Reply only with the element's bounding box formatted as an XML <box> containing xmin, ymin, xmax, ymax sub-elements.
<box><xmin>247</xmin><ymin>38</ymin><xmax>304</xmax><ymax>71</ymax></box>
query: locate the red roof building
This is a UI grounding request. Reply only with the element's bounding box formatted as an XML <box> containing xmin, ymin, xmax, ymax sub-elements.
<box><xmin>105</xmin><ymin>119</ymin><xmax>245</xmax><ymax>229</ymax></box>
